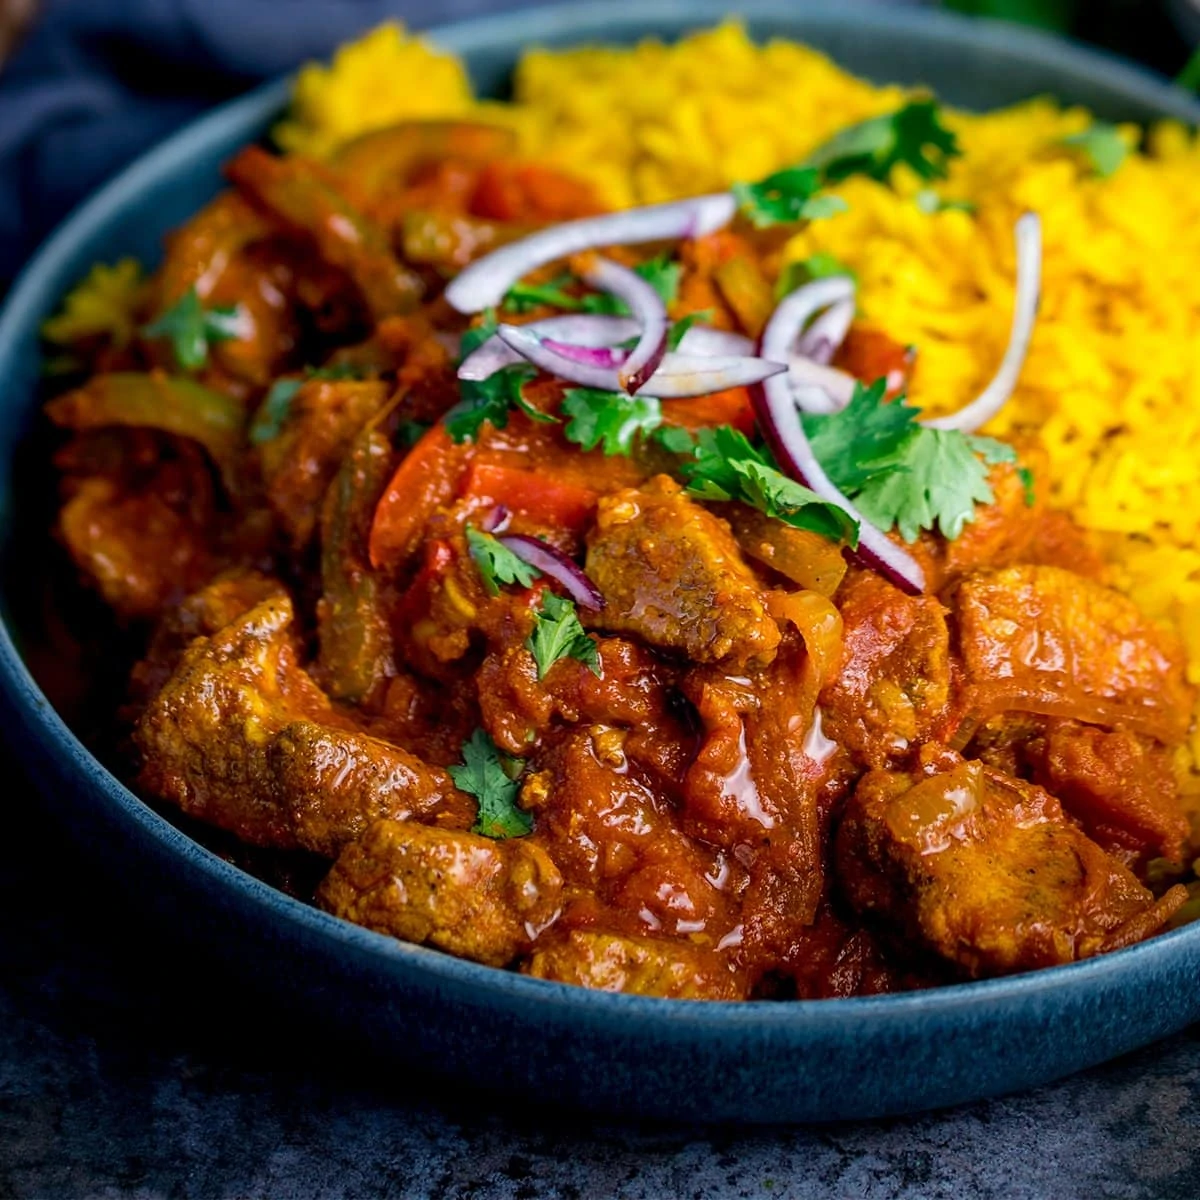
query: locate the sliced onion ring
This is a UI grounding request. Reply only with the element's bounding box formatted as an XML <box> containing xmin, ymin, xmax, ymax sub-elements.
<box><xmin>754</xmin><ymin>287</ymin><xmax>926</xmax><ymax>595</ymax></box>
<box><xmin>459</xmin><ymin>317</ymin><xmax>753</xmax><ymax>382</ymax></box>
<box><xmin>796</xmin><ymin>296</ymin><xmax>855</xmax><ymax>366</ymax></box>
<box><xmin>788</xmin><ymin>357</ymin><xmax>857</xmax><ymax>412</ymax></box>
<box><xmin>459</xmin><ymin>314</ymin><xmax>638</xmax><ymax>381</ymax></box>
<box><xmin>444</xmin><ymin>193</ymin><xmax>738</xmax><ymax>313</ymax></box>
<box><xmin>496</xmin><ymin>323</ymin><xmax>786</xmax><ymax>398</ymax></box>
<box><xmin>923</xmin><ymin>212</ymin><xmax>1042</xmax><ymax>433</ymax></box>
<box><xmin>578</xmin><ymin>257</ymin><xmax>668</xmax><ymax>395</ymax></box>
<box><xmin>497</xmin><ymin>534</ymin><xmax>605</xmax><ymax>611</ymax></box>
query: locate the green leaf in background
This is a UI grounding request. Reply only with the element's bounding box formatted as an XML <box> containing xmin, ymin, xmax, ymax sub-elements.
<box><xmin>1176</xmin><ymin>46</ymin><xmax>1200</xmax><ymax>93</ymax></box>
<box><xmin>1060</xmin><ymin>123</ymin><xmax>1129</xmax><ymax>177</ymax></box>
<box><xmin>942</xmin><ymin>0</ymin><xmax>1079</xmax><ymax>32</ymax></box>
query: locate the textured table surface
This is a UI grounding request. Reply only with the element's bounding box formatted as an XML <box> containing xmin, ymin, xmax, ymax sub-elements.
<box><xmin>3</xmin><ymin>745</ymin><xmax>1199</xmax><ymax>1200</ymax></box>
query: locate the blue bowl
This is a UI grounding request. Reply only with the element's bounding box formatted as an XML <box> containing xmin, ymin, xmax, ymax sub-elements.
<box><xmin>3</xmin><ymin>0</ymin><xmax>1199</xmax><ymax>1124</ymax></box>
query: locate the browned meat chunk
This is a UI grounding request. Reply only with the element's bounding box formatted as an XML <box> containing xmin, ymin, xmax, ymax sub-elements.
<box><xmin>951</xmin><ymin>565</ymin><xmax>1193</xmax><ymax>743</ymax></box>
<box><xmin>525</xmin><ymin>930</ymin><xmax>746</xmax><ymax>999</ymax></box>
<box><xmin>317</xmin><ymin>819</ymin><xmax>563</xmax><ymax>967</ymax></box>
<box><xmin>1027</xmin><ymin>719</ymin><xmax>1189</xmax><ymax>864</ymax></box>
<box><xmin>257</xmin><ymin>379</ymin><xmax>390</xmax><ymax>550</ymax></box>
<box><xmin>522</xmin><ymin>726</ymin><xmax>738</xmax><ymax>941</ymax></box>
<box><xmin>836</xmin><ymin>751</ymin><xmax>1187</xmax><ymax>977</ymax></box>
<box><xmin>585</xmin><ymin>475</ymin><xmax>780</xmax><ymax>668</ymax></box>
<box><xmin>135</xmin><ymin>594</ymin><xmax>473</xmax><ymax>855</ymax></box>
<box><xmin>821</xmin><ymin>570</ymin><xmax>952</xmax><ymax>766</ymax></box>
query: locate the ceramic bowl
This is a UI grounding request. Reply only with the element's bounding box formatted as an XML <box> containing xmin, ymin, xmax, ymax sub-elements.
<box><xmin>2</xmin><ymin>0</ymin><xmax>1199</xmax><ymax>1123</ymax></box>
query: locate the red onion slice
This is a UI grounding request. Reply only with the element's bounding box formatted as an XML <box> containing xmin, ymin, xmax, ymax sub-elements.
<box><xmin>497</xmin><ymin>534</ymin><xmax>605</xmax><ymax>611</ymax></box>
<box><xmin>755</xmin><ymin>289</ymin><xmax>926</xmax><ymax>595</ymax></box>
<box><xmin>788</xmin><ymin>357</ymin><xmax>857</xmax><ymax>412</ymax></box>
<box><xmin>795</xmin><ymin>296</ymin><xmax>855</xmax><ymax>365</ymax></box>
<box><xmin>459</xmin><ymin>315</ymin><xmax>639</xmax><ymax>381</ymax></box>
<box><xmin>496</xmin><ymin>323</ymin><xmax>786</xmax><ymax>398</ymax></box>
<box><xmin>460</xmin><ymin>317</ymin><xmax>753</xmax><ymax>382</ymax></box>
<box><xmin>444</xmin><ymin>193</ymin><xmax>738</xmax><ymax>313</ymax></box>
<box><xmin>542</xmin><ymin>339</ymin><xmax>627</xmax><ymax>368</ymax></box>
<box><xmin>578</xmin><ymin>257</ymin><xmax>669</xmax><ymax>394</ymax></box>
<box><xmin>923</xmin><ymin>212</ymin><xmax>1042</xmax><ymax>433</ymax></box>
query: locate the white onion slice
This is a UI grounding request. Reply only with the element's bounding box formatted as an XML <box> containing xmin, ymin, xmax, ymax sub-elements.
<box><xmin>444</xmin><ymin>193</ymin><xmax>738</xmax><ymax>313</ymax></box>
<box><xmin>496</xmin><ymin>323</ymin><xmax>786</xmax><ymax>398</ymax></box>
<box><xmin>754</xmin><ymin>288</ymin><xmax>926</xmax><ymax>594</ymax></box>
<box><xmin>459</xmin><ymin>314</ymin><xmax>638</xmax><ymax>380</ymax></box>
<box><xmin>923</xmin><ymin>212</ymin><xmax>1042</xmax><ymax>433</ymax></box>
<box><xmin>577</xmin><ymin>257</ymin><xmax>668</xmax><ymax>394</ymax></box>
<box><xmin>796</xmin><ymin>296</ymin><xmax>855</xmax><ymax>366</ymax></box>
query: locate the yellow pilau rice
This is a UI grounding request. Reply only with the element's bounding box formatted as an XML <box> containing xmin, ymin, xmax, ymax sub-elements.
<box><xmin>71</xmin><ymin>21</ymin><xmax>1200</xmax><ymax>802</ymax></box>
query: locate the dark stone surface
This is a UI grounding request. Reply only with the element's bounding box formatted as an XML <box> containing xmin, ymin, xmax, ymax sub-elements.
<box><xmin>2</xmin><ymin>747</ymin><xmax>1199</xmax><ymax>1199</ymax></box>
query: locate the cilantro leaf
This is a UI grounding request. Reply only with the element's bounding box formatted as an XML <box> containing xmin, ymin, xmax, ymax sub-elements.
<box><xmin>397</xmin><ymin>419</ymin><xmax>430</xmax><ymax>448</ymax></box>
<box><xmin>445</xmin><ymin>362</ymin><xmax>536</xmax><ymax>443</ymax></box>
<box><xmin>142</xmin><ymin>286</ymin><xmax>245</xmax><ymax>372</ymax></box>
<box><xmin>733</xmin><ymin>166</ymin><xmax>847</xmax><ymax>229</ymax></box>
<box><xmin>526</xmin><ymin>592</ymin><xmax>601</xmax><ymax>681</ymax></box>
<box><xmin>678</xmin><ymin>425</ymin><xmax>860</xmax><ymax>546</ymax></box>
<box><xmin>801</xmin><ymin>379</ymin><xmax>913</xmax><ymax>491</ymax></box>
<box><xmin>449</xmin><ymin>728</ymin><xmax>532</xmax><ymax>839</ymax></box>
<box><xmin>801</xmin><ymin>380</ymin><xmax>1018</xmax><ymax>542</ymax></box>
<box><xmin>1060</xmin><ymin>123</ymin><xmax>1128</xmax><ymax>178</ymax></box>
<box><xmin>502</xmin><ymin>276</ymin><xmax>580</xmax><ymax>314</ymax></box>
<box><xmin>561</xmin><ymin>388</ymin><xmax>662</xmax><ymax>456</ymax></box>
<box><xmin>465</xmin><ymin>526</ymin><xmax>542</xmax><ymax>595</ymax></box>
<box><xmin>459</xmin><ymin>309</ymin><xmax>499</xmax><ymax>359</ymax></box>
<box><xmin>1017</xmin><ymin>464</ymin><xmax>1037</xmax><ymax>508</ymax></box>
<box><xmin>651</xmin><ymin>425</ymin><xmax>697</xmax><ymax>455</ymax></box>
<box><xmin>805</xmin><ymin>99</ymin><xmax>961</xmax><ymax>183</ymax></box>
<box><xmin>666</xmin><ymin>310</ymin><xmax>714</xmax><ymax>351</ymax></box>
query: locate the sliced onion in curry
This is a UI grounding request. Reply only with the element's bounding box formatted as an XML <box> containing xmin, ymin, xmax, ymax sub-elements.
<box><xmin>787</xmin><ymin>356</ymin><xmax>857</xmax><ymax>412</ymax></box>
<box><xmin>459</xmin><ymin>317</ymin><xmax>754</xmax><ymax>381</ymax></box>
<box><xmin>795</xmin><ymin>296</ymin><xmax>855</xmax><ymax>366</ymax></box>
<box><xmin>576</xmin><ymin>256</ymin><xmax>669</xmax><ymax>394</ymax></box>
<box><xmin>496</xmin><ymin>323</ymin><xmax>787</xmax><ymax>397</ymax></box>
<box><xmin>443</xmin><ymin>192</ymin><xmax>739</xmax><ymax>313</ymax></box>
<box><xmin>754</xmin><ymin>287</ymin><xmax>927</xmax><ymax>595</ymax></box>
<box><xmin>923</xmin><ymin>212</ymin><xmax>1042</xmax><ymax>433</ymax></box>
<box><xmin>497</xmin><ymin>534</ymin><xmax>605</xmax><ymax>611</ymax></box>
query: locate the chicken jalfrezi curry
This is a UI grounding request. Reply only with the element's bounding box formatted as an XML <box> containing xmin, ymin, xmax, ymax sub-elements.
<box><xmin>43</xmin><ymin>120</ymin><xmax>1194</xmax><ymax>1000</ymax></box>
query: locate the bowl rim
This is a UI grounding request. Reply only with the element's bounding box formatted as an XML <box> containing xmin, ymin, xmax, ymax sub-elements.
<box><xmin>2</xmin><ymin>0</ymin><xmax>1200</xmax><ymax>1032</ymax></box>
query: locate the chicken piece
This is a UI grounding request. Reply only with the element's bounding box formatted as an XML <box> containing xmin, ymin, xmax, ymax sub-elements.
<box><xmin>525</xmin><ymin>930</ymin><xmax>746</xmax><ymax>1000</ymax></box>
<box><xmin>836</xmin><ymin>752</ymin><xmax>1187</xmax><ymax>977</ymax></box>
<box><xmin>256</xmin><ymin>378</ymin><xmax>390</xmax><ymax>550</ymax></box>
<box><xmin>317</xmin><ymin>819</ymin><xmax>563</xmax><ymax>967</ymax></box>
<box><xmin>135</xmin><ymin>594</ymin><xmax>473</xmax><ymax>856</ymax></box>
<box><xmin>585</xmin><ymin>475</ymin><xmax>780</xmax><ymax>668</ymax></box>
<box><xmin>522</xmin><ymin>726</ymin><xmax>738</xmax><ymax>941</ymax></box>
<box><xmin>820</xmin><ymin>570</ymin><xmax>952</xmax><ymax>766</ymax></box>
<box><xmin>951</xmin><ymin>565</ymin><xmax>1192</xmax><ymax>743</ymax></box>
<box><xmin>1027</xmin><ymin>720</ymin><xmax>1189</xmax><ymax>865</ymax></box>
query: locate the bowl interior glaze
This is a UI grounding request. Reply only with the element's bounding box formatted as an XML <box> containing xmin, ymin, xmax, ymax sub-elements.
<box><xmin>1</xmin><ymin>0</ymin><xmax>1199</xmax><ymax>1124</ymax></box>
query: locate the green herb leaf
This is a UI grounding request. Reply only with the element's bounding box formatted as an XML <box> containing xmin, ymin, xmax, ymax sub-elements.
<box><xmin>397</xmin><ymin>419</ymin><xmax>431</xmax><ymax>448</ymax></box>
<box><xmin>445</xmin><ymin>362</ymin><xmax>537</xmax><ymax>443</ymax></box>
<box><xmin>459</xmin><ymin>309</ymin><xmax>500</xmax><ymax>359</ymax></box>
<box><xmin>652</xmin><ymin>425</ymin><xmax>697</xmax><ymax>455</ymax></box>
<box><xmin>805</xmin><ymin>99</ymin><xmax>961</xmax><ymax>184</ymax></box>
<box><xmin>561</xmin><ymin>388</ymin><xmax>662</xmax><ymax>456</ymax></box>
<box><xmin>775</xmin><ymin>252</ymin><xmax>858</xmax><ymax>299</ymax></box>
<box><xmin>1017</xmin><ymin>464</ymin><xmax>1037</xmax><ymax>508</ymax></box>
<box><xmin>679</xmin><ymin>425</ymin><xmax>859</xmax><ymax>546</ymax></box>
<box><xmin>1060</xmin><ymin>123</ymin><xmax>1129</xmax><ymax>178</ymax></box>
<box><xmin>733</xmin><ymin>166</ymin><xmax>847</xmax><ymax>229</ymax></box>
<box><xmin>666</xmin><ymin>310</ymin><xmax>714</xmax><ymax>351</ymax></box>
<box><xmin>142</xmin><ymin>286</ymin><xmax>245</xmax><ymax>372</ymax></box>
<box><xmin>502</xmin><ymin>277</ymin><xmax>580</xmax><ymax>314</ymax></box>
<box><xmin>449</xmin><ymin>728</ymin><xmax>532</xmax><ymax>839</ymax></box>
<box><xmin>802</xmin><ymin>380</ymin><xmax>1018</xmax><ymax>542</ymax></box>
<box><xmin>526</xmin><ymin>591</ymin><xmax>601</xmax><ymax>681</ymax></box>
<box><xmin>465</xmin><ymin>526</ymin><xmax>542</xmax><ymax>595</ymax></box>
